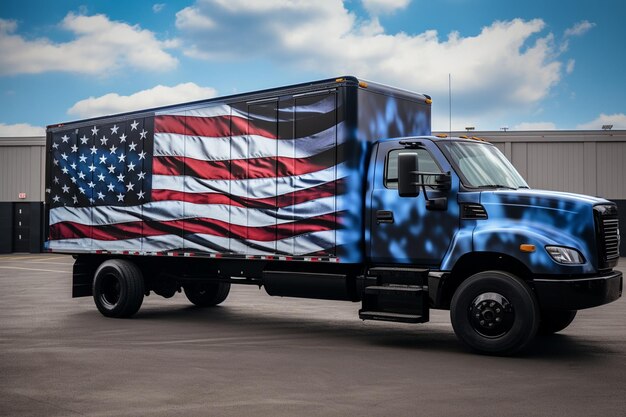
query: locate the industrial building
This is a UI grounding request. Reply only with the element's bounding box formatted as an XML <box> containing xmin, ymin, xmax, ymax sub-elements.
<box><xmin>1</xmin><ymin>130</ymin><xmax>625</xmax><ymax>254</ymax></box>
<box><xmin>0</xmin><ymin>136</ymin><xmax>46</xmax><ymax>253</ymax></box>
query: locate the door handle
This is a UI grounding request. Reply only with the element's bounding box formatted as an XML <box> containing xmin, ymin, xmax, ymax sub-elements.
<box><xmin>376</xmin><ymin>210</ymin><xmax>394</xmax><ymax>224</ymax></box>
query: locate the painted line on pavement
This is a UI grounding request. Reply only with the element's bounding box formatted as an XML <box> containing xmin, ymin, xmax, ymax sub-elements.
<box><xmin>0</xmin><ymin>266</ymin><xmax>68</xmax><ymax>273</ymax></box>
<box><xmin>0</xmin><ymin>255</ymin><xmax>60</xmax><ymax>261</ymax></box>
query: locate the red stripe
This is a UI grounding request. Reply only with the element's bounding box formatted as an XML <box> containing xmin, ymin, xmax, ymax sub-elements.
<box><xmin>153</xmin><ymin>153</ymin><xmax>333</xmax><ymax>180</ymax></box>
<box><xmin>151</xmin><ymin>179</ymin><xmax>341</xmax><ymax>208</ymax></box>
<box><xmin>49</xmin><ymin>213</ymin><xmax>339</xmax><ymax>242</ymax></box>
<box><xmin>153</xmin><ymin>156</ymin><xmax>231</xmax><ymax>179</ymax></box>
<box><xmin>152</xmin><ymin>189</ymin><xmax>237</xmax><ymax>206</ymax></box>
<box><xmin>155</xmin><ymin>115</ymin><xmax>276</xmax><ymax>139</ymax></box>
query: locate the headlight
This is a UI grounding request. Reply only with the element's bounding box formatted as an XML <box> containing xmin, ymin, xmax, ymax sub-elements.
<box><xmin>546</xmin><ymin>246</ymin><xmax>585</xmax><ymax>264</ymax></box>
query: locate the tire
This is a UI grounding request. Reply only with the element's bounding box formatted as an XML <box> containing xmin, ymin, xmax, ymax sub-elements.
<box><xmin>450</xmin><ymin>271</ymin><xmax>539</xmax><ymax>355</ymax></box>
<box><xmin>538</xmin><ymin>310</ymin><xmax>577</xmax><ymax>335</ymax></box>
<box><xmin>183</xmin><ymin>282</ymin><xmax>231</xmax><ymax>307</ymax></box>
<box><xmin>93</xmin><ymin>259</ymin><xmax>144</xmax><ymax>318</ymax></box>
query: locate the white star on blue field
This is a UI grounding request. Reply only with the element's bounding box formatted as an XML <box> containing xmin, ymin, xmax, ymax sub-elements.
<box><xmin>0</xmin><ymin>0</ymin><xmax>624</xmax><ymax>134</ymax></box>
<box><xmin>49</xmin><ymin>118</ymin><xmax>152</xmax><ymax>207</ymax></box>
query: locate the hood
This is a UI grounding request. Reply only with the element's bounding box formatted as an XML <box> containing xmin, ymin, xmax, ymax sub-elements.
<box><xmin>479</xmin><ymin>189</ymin><xmax>611</xmax><ymax>234</ymax></box>
<box><xmin>480</xmin><ymin>189</ymin><xmax>611</xmax><ymax>214</ymax></box>
<box><xmin>477</xmin><ymin>189</ymin><xmax>613</xmax><ymax>272</ymax></box>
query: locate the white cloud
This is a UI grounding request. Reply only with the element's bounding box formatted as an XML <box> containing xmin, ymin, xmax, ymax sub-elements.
<box><xmin>362</xmin><ymin>0</ymin><xmax>410</xmax><ymax>14</ymax></box>
<box><xmin>0</xmin><ymin>13</ymin><xmax>178</xmax><ymax>76</ymax></box>
<box><xmin>564</xmin><ymin>20</ymin><xmax>595</xmax><ymax>37</ymax></box>
<box><xmin>576</xmin><ymin>113</ymin><xmax>626</xmax><ymax>130</ymax></box>
<box><xmin>0</xmin><ymin>18</ymin><xmax>17</xmax><ymax>33</ymax></box>
<box><xmin>566</xmin><ymin>59</ymin><xmax>575</xmax><ymax>74</ymax></box>
<box><xmin>153</xmin><ymin>3</ymin><xmax>166</xmax><ymax>13</ymax></box>
<box><xmin>175</xmin><ymin>6</ymin><xmax>216</xmax><ymax>34</ymax></box>
<box><xmin>67</xmin><ymin>83</ymin><xmax>218</xmax><ymax>118</ymax></box>
<box><xmin>513</xmin><ymin>121</ymin><xmax>557</xmax><ymax>130</ymax></box>
<box><xmin>0</xmin><ymin>122</ymin><xmax>45</xmax><ymax>136</ymax></box>
<box><xmin>175</xmin><ymin>1</ymin><xmax>564</xmax><ymax>129</ymax></box>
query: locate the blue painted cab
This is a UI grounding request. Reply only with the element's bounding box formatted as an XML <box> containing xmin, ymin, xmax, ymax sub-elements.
<box><xmin>366</xmin><ymin>136</ymin><xmax>622</xmax><ymax>311</ymax></box>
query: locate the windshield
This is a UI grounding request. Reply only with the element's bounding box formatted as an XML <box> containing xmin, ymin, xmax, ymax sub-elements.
<box><xmin>438</xmin><ymin>141</ymin><xmax>528</xmax><ymax>189</ymax></box>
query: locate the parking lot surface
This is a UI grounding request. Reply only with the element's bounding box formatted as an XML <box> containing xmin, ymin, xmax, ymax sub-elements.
<box><xmin>1</xmin><ymin>254</ymin><xmax>625</xmax><ymax>416</ymax></box>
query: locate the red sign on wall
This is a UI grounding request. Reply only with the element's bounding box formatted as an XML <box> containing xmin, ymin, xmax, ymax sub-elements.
<box><xmin>18</xmin><ymin>192</ymin><xmax>26</xmax><ymax>199</ymax></box>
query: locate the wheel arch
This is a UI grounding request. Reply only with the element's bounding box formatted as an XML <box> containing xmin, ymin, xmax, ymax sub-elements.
<box><xmin>440</xmin><ymin>252</ymin><xmax>533</xmax><ymax>309</ymax></box>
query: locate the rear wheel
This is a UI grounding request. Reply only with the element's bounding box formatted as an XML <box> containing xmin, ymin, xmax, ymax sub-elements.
<box><xmin>93</xmin><ymin>259</ymin><xmax>144</xmax><ymax>318</ymax></box>
<box><xmin>183</xmin><ymin>282</ymin><xmax>230</xmax><ymax>307</ymax></box>
<box><xmin>450</xmin><ymin>271</ymin><xmax>539</xmax><ymax>355</ymax></box>
<box><xmin>538</xmin><ymin>310</ymin><xmax>577</xmax><ymax>335</ymax></box>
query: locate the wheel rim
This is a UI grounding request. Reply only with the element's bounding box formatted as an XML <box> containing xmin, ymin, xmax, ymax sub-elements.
<box><xmin>468</xmin><ymin>292</ymin><xmax>515</xmax><ymax>338</ymax></box>
<box><xmin>100</xmin><ymin>273</ymin><xmax>121</xmax><ymax>308</ymax></box>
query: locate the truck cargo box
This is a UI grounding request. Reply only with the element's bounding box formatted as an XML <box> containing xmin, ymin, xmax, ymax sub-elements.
<box><xmin>45</xmin><ymin>76</ymin><xmax>431</xmax><ymax>263</ymax></box>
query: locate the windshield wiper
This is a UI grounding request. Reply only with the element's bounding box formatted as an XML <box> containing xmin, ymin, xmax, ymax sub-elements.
<box><xmin>476</xmin><ymin>184</ymin><xmax>518</xmax><ymax>190</ymax></box>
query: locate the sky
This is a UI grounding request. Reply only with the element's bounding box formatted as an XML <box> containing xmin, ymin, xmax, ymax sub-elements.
<box><xmin>0</xmin><ymin>0</ymin><xmax>625</xmax><ymax>136</ymax></box>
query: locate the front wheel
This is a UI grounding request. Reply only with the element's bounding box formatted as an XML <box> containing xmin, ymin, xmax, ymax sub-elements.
<box><xmin>538</xmin><ymin>310</ymin><xmax>577</xmax><ymax>335</ymax></box>
<box><xmin>183</xmin><ymin>282</ymin><xmax>230</xmax><ymax>307</ymax></box>
<box><xmin>450</xmin><ymin>271</ymin><xmax>539</xmax><ymax>355</ymax></box>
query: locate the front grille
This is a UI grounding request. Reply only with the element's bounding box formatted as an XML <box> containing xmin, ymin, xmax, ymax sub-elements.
<box><xmin>602</xmin><ymin>218</ymin><xmax>620</xmax><ymax>260</ymax></box>
<box><xmin>594</xmin><ymin>205</ymin><xmax>620</xmax><ymax>269</ymax></box>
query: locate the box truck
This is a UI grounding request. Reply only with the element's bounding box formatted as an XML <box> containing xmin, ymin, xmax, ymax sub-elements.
<box><xmin>45</xmin><ymin>76</ymin><xmax>622</xmax><ymax>354</ymax></box>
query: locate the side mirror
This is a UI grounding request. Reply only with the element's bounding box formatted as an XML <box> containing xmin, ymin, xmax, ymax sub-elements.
<box><xmin>398</xmin><ymin>152</ymin><xmax>420</xmax><ymax>197</ymax></box>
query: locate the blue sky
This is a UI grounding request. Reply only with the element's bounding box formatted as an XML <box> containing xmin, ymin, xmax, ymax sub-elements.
<box><xmin>1</xmin><ymin>0</ymin><xmax>625</xmax><ymax>135</ymax></box>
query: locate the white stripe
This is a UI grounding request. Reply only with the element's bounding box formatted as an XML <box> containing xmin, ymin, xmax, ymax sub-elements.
<box><xmin>47</xmin><ymin>230</ymin><xmax>336</xmax><ymax>255</ymax></box>
<box><xmin>153</xmin><ymin>123</ymin><xmax>340</xmax><ymax>161</ymax></box>
<box><xmin>154</xmin><ymin>162</ymin><xmax>347</xmax><ymax>198</ymax></box>
<box><xmin>154</xmin><ymin>133</ymin><xmax>230</xmax><ymax>160</ymax></box>
<box><xmin>49</xmin><ymin>196</ymin><xmax>336</xmax><ymax>227</ymax></box>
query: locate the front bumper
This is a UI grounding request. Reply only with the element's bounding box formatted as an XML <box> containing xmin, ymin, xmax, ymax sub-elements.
<box><xmin>533</xmin><ymin>270</ymin><xmax>622</xmax><ymax>310</ymax></box>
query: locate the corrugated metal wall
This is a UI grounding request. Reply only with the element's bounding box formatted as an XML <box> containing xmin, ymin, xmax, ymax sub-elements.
<box><xmin>596</xmin><ymin>142</ymin><xmax>626</xmax><ymax>199</ymax></box>
<box><xmin>0</xmin><ymin>137</ymin><xmax>46</xmax><ymax>202</ymax></box>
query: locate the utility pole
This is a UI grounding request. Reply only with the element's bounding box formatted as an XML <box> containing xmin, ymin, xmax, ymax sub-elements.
<box><xmin>448</xmin><ymin>73</ymin><xmax>452</xmax><ymax>136</ymax></box>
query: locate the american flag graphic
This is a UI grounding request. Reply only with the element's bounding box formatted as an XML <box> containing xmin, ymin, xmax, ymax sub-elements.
<box><xmin>47</xmin><ymin>93</ymin><xmax>345</xmax><ymax>256</ymax></box>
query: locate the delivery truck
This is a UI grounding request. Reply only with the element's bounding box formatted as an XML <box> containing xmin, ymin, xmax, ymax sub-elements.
<box><xmin>45</xmin><ymin>76</ymin><xmax>622</xmax><ymax>355</ymax></box>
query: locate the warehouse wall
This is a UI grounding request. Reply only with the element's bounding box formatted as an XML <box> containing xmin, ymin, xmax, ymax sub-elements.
<box><xmin>0</xmin><ymin>137</ymin><xmax>46</xmax><ymax>202</ymax></box>
<box><xmin>0</xmin><ymin>137</ymin><xmax>46</xmax><ymax>253</ymax></box>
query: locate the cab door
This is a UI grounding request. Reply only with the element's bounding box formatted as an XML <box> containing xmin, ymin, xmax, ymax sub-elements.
<box><xmin>368</xmin><ymin>141</ymin><xmax>460</xmax><ymax>267</ymax></box>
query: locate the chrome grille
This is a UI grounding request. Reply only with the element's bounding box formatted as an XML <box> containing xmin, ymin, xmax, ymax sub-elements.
<box><xmin>602</xmin><ymin>218</ymin><xmax>620</xmax><ymax>260</ymax></box>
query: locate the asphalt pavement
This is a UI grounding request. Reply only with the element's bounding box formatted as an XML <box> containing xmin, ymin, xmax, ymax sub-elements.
<box><xmin>1</xmin><ymin>254</ymin><xmax>625</xmax><ymax>416</ymax></box>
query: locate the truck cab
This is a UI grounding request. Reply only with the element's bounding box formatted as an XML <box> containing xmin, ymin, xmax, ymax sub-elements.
<box><xmin>363</xmin><ymin>135</ymin><xmax>622</xmax><ymax>353</ymax></box>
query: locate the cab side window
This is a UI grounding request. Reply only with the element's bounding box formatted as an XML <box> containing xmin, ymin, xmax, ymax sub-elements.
<box><xmin>385</xmin><ymin>148</ymin><xmax>442</xmax><ymax>189</ymax></box>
